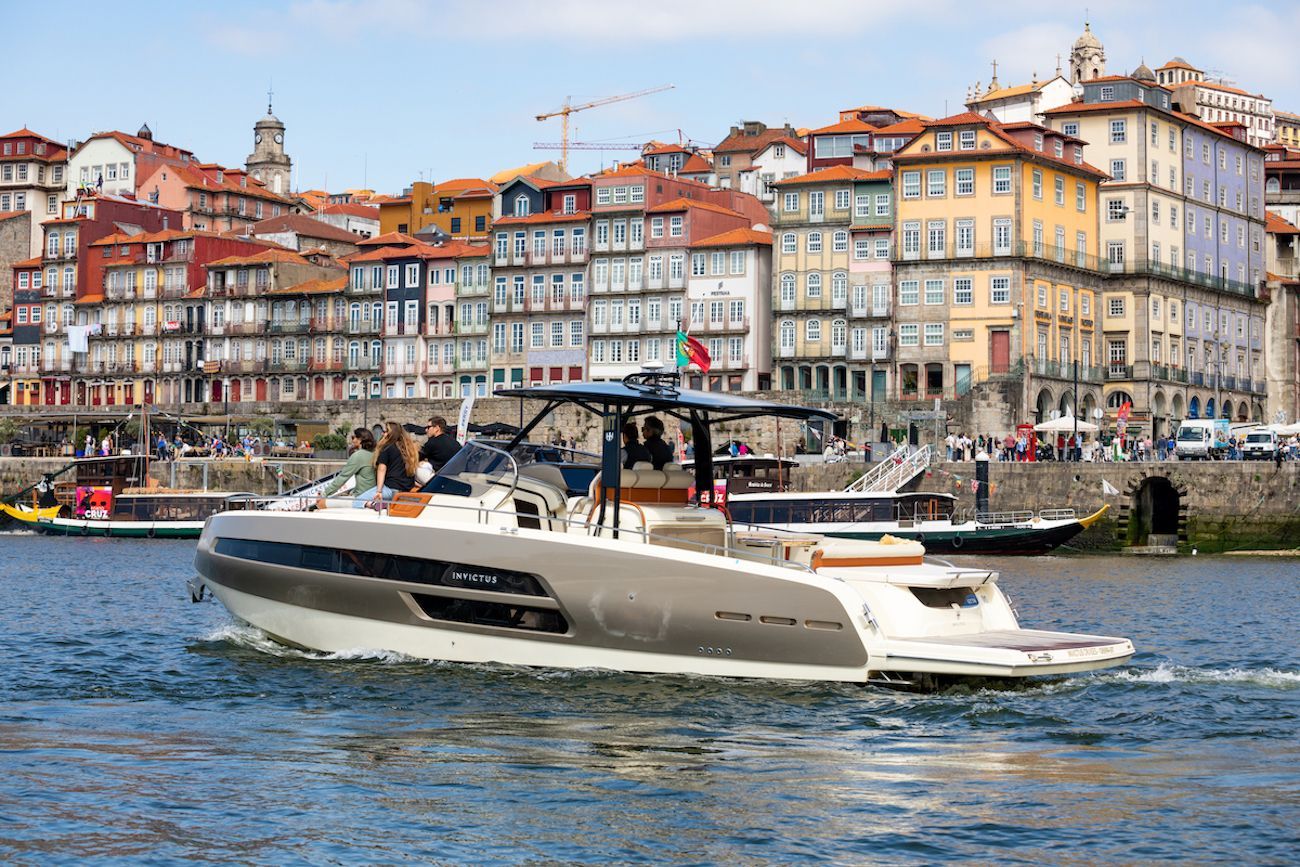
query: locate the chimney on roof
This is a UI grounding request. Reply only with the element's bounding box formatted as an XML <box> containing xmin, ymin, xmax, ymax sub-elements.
<box><xmin>163</xmin><ymin>216</ymin><xmax>169</xmax><ymax>230</ymax></box>
<box><xmin>137</xmin><ymin>123</ymin><xmax>153</xmax><ymax>141</ymax></box>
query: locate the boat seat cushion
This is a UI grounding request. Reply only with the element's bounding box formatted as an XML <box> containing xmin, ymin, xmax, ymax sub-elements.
<box><xmin>590</xmin><ymin>467</ymin><xmax>690</xmax><ymax>505</ymax></box>
<box><xmin>388</xmin><ymin>492</ymin><xmax>433</xmax><ymax>518</ymax></box>
<box><xmin>812</xmin><ymin>536</ymin><xmax>925</xmax><ymax>569</ymax></box>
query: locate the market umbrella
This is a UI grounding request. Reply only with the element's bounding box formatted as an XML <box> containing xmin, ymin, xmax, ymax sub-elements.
<box><xmin>1033</xmin><ymin>415</ymin><xmax>1099</xmax><ymax>433</ymax></box>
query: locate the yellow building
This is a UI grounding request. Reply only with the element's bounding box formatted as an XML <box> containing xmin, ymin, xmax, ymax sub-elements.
<box><xmin>1275</xmin><ymin>110</ymin><xmax>1300</xmax><ymax>150</ymax></box>
<box><xmin>892</xmin><ymin>112</ymin><xmax>1107</xmax><ymax>423</ymax></box>
<box><xmin>770</xmin><ymin>165</ymin><xmax>884</xmax><ymax>399</ymax></box>
<box><xmin>378</xmin><ymin>178</ymin><xmax>498</xmax><ymax>239</ymax></box>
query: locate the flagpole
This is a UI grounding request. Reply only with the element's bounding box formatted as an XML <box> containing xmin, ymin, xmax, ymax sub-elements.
<box><xmin>674</xmin><ymin>316</ymin><xmax>682</xmax><ymax>376</ymax></box>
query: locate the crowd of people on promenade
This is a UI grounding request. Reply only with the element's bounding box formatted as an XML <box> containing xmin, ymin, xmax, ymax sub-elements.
<box><xmin>939</xmin><ymin>430</ymin><xmax>1300</xmax><ymax>463</ymax></box>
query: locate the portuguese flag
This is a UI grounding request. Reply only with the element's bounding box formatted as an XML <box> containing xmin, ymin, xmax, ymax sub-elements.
<box><xmin>676</xmin><ymin>330</ymin><xmax>711</xmax><ymax>373</ymax></box>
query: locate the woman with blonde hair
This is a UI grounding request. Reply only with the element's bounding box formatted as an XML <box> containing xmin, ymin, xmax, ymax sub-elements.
<box><xmin>354</xmin><ymin>421</ymin><xmax>418</xmax><ymax>509</ymax></box>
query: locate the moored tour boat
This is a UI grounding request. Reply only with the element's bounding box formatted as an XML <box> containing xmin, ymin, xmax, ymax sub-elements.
<box><xmin>191</xmin><ymin>373</ymin><xmax>1134</xmax><ymax>686</ymax></box>
<box><xmin>706</xmin><ymin>454</ymin><xmax>1108</xmax><ymax>555</ymax></box>
<box><xmin>5</xmin><ymin>454</ymin><xmax>255</xmax><ymax>539</ymax></box>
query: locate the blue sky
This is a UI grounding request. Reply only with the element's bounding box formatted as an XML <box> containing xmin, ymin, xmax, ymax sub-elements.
<box><xmin>12</xmin><ymin>0</ymin><xmax>1299</xmax><ymax>195</ymax></box>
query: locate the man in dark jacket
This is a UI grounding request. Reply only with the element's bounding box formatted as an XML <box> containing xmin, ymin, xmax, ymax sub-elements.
<box><xmin>420</xmin><ymin>416</ymin><xmax>461</xmax><ymax>472</ymax></box>
<box><xmin>642</xmin><ymin>416</ymin><xmax>674</xmax><ymax>469</ymax></box>
<box><xmin>621</xmin><ymin>421</ymin><xmax>651</xmax><ymax>469</ymax></box>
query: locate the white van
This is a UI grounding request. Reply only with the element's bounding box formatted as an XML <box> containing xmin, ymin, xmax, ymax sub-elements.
<box><xmin>1175</xmin><ymin>418</ymin><xmax>1229</xmax><ymax>460</ymax></box>
<box><xmin>1241</xmin><ymin>429</ymin><xmax>1278</xmax><ymax>460</ymax></box>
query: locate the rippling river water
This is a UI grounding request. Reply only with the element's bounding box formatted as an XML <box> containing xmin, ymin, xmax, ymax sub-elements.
<box><xmin>1</xmin><ymin>535</ymin><xmax>1296</xmax><ymax>864</ymax></box>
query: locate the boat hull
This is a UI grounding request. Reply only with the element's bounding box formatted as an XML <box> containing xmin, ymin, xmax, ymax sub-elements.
<box><xmin>32</xmin><ymin>517</ymin><xmax>205</xmax><ymax>539</ymax></box>
<box><xmin>193</xmin><ymin>510</ymin><xmax>1134</xmax><ymax>683</ymax></box>
<box><xmin>828</xmin><ymin>519</ymin><xmax>1090</xmax><ymax>556</ymax></box>
<box><xmin>0</xmin><ymin>503</ymin><xmax>62</xmax><ymax>527</ymax></box>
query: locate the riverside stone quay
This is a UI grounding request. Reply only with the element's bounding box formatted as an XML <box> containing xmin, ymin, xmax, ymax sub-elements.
<box><xmin>2</xmin><ymin>454</ymin><xmax>1295</xmax><ymax>554</ymax></box>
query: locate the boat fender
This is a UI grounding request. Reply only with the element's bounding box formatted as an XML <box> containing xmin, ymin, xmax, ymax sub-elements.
<box><xmin>103</xmin><ymin>525</ymin><xmax>111</xmax><ymax>538</ymax></box>
<box><xmin>147</xmin><ymin>525</ymin><xmax>156</xmax><ymax>539</ymax></box>
<box><xmin>951</xmin><ymin>534</ymin><xmax>963</xmax><ymax>549</ymax></box>
<box><xmin>81</xmin><ymin>523</ymin><xmax>90</xmax><ymax>537</ymax></box>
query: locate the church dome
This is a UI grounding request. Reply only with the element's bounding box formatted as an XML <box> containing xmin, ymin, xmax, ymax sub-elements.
<box><xmin>1132</xmin><ymin>62</ymin><xmax>1156</xmax><ymax>82</ymax></box>
<box><xmin>1073</xmin><ymin>22</ymin><xmax>1101</xmax><ymax>50</ymax></box>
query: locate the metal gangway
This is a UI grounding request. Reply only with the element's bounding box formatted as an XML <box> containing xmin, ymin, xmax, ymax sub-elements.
<box><xmin>844</xmin><ymin>444</ymin><xmax>932</xmax><ymax>494</ymax></box>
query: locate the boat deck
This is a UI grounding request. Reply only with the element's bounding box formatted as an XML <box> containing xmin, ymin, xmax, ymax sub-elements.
<box><xmin>899</xmin><ymin>628</ymin><xmax>1124</xmax><ymax>652</ymax></box>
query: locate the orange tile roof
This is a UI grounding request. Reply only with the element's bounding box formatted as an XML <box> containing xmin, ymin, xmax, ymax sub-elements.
<box><xmin>432</xmin><ymin>177</ymin><xmax>498</xmax><ymax>194</ymax></box>
<box><xmin>0</xmin><ymin>210</ymin><xmax>28</xmax><ymax>222</ymax></box>
<box><xmin>357</xmin><ymin>231</ymin><xmax>421</xmax><ymax>247</ymax></box>
<box><xmin>713</xmin><ymin>127</ymin><xmax>806</xmax><ymax>156</ymax></box>
<box><xmin>168</xmin><ymin>162</ymin><xmax>293</xmax><ymax>204</ymax></box>
<box><xmin>968</xmin><ymin>81</ymin><xmax>1050</xmax><ymax>103</ymax></box>
<box><xmin>85</xmin><ymin>130</ymin><xmax>195</xmax><ymax>160</ymax></box>
<box><xmin>206</xmin><ymin>249</ymin><xmax>311</xmax><ymax>268</ymax></box>
<box><xmin>250</xmin><ymin>213</ymin><xmax>360</xmax><ymax>243</ymax></box>
<box><xmin>924</xmin><ymin>111</ymin><xmax>997</xmax><ymax>128</ymax></box>
<box><xmin>1186</xmin><ymin>79</ymin><xmax>1263</xmax><ymax>98</ymax></box>
<box><xmin>320</xmin><ymin>202</ymin><xmax>379</xmax><ymax>219</ymax></box>
<box><xmin>849</xmin><ymin>222</ymin><xmax>892</xmax><ymax>231</ymax></box>
<box><xmin>1044</xmin><ymin>99</ymin><xmax>1145</xmax><ymax>116</ymax></box>
<box><xmin>1266</xmin><ymin>212</ymin><xmax>1300</xmax><ymax>235</ymax></box>
<box><xmin>643</xmin><ymin>142</ymin><xmax>691</xmax><ymax>156</ymax></box>
<box><xmin>840</xmin><ymin>105</ymin><xmax>928</xmax><ymax>119</ymax></box>
<box><xmin>774</xmin><ymin>165</ymin><xmax>888</xmax><ymax>186</ymax></box>
<box><xmin>688</xmin><ymin>227</ymin><xmax>771</xmax><ymax>249</ymax></box>
<box><xmin>76</xmin><ymin>294</ymin><xmax>105</xmax><ymax>305</ymax></box>
<box><xmin>12</xmin><ymin>256</ymin><xmax>42</xmax><ymax>268</ymax></box>
<box><xmin>679</xmin><ymin>153</ymin><xmax>713</xmax><ymax>174</ymax></box>
<box><xmin>1157</xmin><ymin>59</ymin><xmax>1200</xmax><ymax>71</ymax></box>
<box><xmin>493</xmin><ymin>211</ymin><xmax>591</xmax><ymax>226</ymax></box>
<box><xmin>535</xmin><ymin>176</ymin><xmax>591</xmax><ymax>189</ymax></box>
<box><xmin>871</xmin><ymin>118</ymin><xmax>926</xmax><ymax>136</ymax></box>
<box><xmin>265</xmin><ymin>276</ymin><xmax>348</xmax><ymax>296</ymax></box>
<box><xmin>431</xmin><ymin>242</ymin><xmax>492</xmax><ymax>259</ymax></box>
<box><xmin>345</xmin><ymin>245</ymin><xmax>411</xmax><ymax>263</ymax></box>
<box><xmin>590</xmin><ymin>162</ymin><xmax>649</xmax><ymax>178</ymax></box>
<box><xmin>808</xmin><ymin>118</ymin><xmax>877</xmax><ymax>136</ymax></box>
<box><xmin>645</xmin><ymin>198</ymin><xmax>744</xmax><ymax>218</ymax></box>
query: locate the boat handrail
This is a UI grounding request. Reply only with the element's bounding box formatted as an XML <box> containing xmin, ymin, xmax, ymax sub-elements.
<box><xmin>1037</xmin><ymin>508</ymin><xmax>1078</xmax><ymax>521</ymax></box>
<box><xmin>465</xmin><ymin>440</ymin><xmax>522</xmax><ymax>516</ymax></box>
<box><xmin>241</xmin><ymin>493</ymin><xmax>818</xmax><ymax>575</ymax></box>
<box><xmin>975</xmin><ymin>509</ymin><xmax>1035</xmax><ymax>526</ymax></box>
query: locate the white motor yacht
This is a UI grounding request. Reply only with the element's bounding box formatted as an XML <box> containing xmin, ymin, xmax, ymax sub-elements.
<box><xmin>192</xmin><ymin>374</ymin><xmax>1134</xmax><ymax>686</ymax></box>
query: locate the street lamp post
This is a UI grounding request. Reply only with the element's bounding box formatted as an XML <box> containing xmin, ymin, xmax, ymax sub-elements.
<box><xmin>1072</xmin><ymin>358</ymin><xmax>1079</xmax><ymax>461</ymax></box>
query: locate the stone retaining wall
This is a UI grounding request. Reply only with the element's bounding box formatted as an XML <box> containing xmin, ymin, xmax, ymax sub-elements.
<box><xmin>3</xmin><ymin>456</ymin><xmax>1297</xmax><ymax>552</ymax></box>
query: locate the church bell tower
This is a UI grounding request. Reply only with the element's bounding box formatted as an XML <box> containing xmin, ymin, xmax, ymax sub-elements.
<box><xmin>246</xmin><ymin>89</ymin><xmax>292</xmax><ymax>196</ymax></box>
<box><xmin>1069</xmin><ymin>21</ymin><xmax>1107</xmax><ymax>85</ymax></box>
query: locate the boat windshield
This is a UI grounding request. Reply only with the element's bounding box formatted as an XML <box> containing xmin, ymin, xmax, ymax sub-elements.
<box><xmin>422</xmin><ymin>440</ymin><xmax>600</xmax><ymax>500</ymax></box>
<box><xmin>422</xmin><ymin>441</ymin><xmax>521</xmax><ymax>499</ymax></box>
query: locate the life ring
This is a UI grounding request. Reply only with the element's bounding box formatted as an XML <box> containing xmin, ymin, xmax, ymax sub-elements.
<box><xmin>951</xmin><ymin>534</ymin><xmax>964</xmax><ymax>549</ymax></box>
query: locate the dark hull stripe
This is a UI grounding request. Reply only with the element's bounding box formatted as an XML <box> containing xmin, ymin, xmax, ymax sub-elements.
<box><xmin>828</xmin><ymin>521</ymin><xmax>1089</xmax><ymax>556</ymax></box>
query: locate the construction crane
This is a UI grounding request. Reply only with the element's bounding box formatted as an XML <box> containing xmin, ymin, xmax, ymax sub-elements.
<box><xmin>535</xmin><ymin>84</ymin><xmax>674</xmax><ymax>172</ymax></box>
<box><xmin>532</xmin><ymin>141</ymin><xmax>645</xmax><ymax>151</ymax></box>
